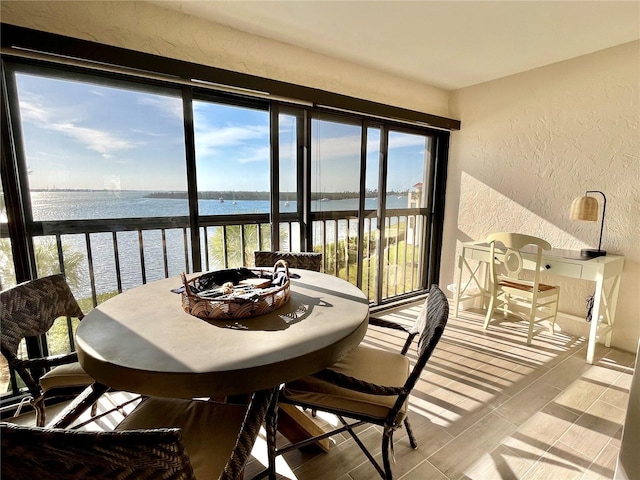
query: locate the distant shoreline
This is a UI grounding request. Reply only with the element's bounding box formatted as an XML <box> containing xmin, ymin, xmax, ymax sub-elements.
<box><xmin>30</xmin><ymin>189</ymin><xmax>405</xmax><ymax>201</ymax></box>
<box><xmin>144</xmin><ymin>191</ymin><xmax>381</xmax><ymax>201</ymax></box>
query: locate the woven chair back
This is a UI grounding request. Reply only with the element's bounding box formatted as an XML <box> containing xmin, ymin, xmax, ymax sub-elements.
<box><xmin>1</xmin><ymin>422</ymin><xmax>195</xmax><ymax>480</ymax></box>
<box><xmin>254</xmin><ymin>251</ymin><xmax>322</xmax><ymax>272</ymax></box>
<box><xmin>392</xmin><ymin>284</ymin><xmax>449</xmax><ymax>419</ymax></box>
<box><xmin>1</xmin><ymin>274</ymin><xmax>84</xmax><ymax>357</ymax></box>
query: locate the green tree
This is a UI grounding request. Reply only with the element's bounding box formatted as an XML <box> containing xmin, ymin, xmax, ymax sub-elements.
<box><xmin>34</xmin><ymin>238</ymin><xmax>84</xmax><ymax>288</ymax></box>
<box><xmin>0</xmin><ymin>237</ymin><xmax>84</xmax><ymax>289</ymax></box>
<box><xmin>208</xmin><ymin>224</ymin><xmax>273</xmax><ymax>268</ymax></box>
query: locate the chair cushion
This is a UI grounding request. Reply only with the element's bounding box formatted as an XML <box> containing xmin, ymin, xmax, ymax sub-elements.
<box><xmin>116</xmin><ymin>397</ymin><xmax>248</xmax><ymax>480</ymax></box>
<box><xmin>283</xmin><ymin>345</ymin><xmax>411</xmax><ymax>421</ymax></box>
<box><xmin>39</xmin><ymin>362</ymin><xmax>93</xmax><ymax>392</ymax></box>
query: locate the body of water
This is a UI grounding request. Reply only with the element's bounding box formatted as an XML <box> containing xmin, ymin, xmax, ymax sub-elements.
<box><xmin>30</xmin><ymin>190</ymin><xmax>408</xmax><ymax>221</ymax></box>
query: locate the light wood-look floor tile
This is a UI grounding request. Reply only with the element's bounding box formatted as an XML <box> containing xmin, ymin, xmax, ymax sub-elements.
<box><xmin>7</xmin><ymin>300</ymin><xmax>633</xmax><ymax>480</ymax></box>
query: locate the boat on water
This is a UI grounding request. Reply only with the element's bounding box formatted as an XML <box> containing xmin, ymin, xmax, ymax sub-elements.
<box><xmin>219</xmin><ymin>197</ymin><xmax>224</xmax><ymax>203</ymax></box>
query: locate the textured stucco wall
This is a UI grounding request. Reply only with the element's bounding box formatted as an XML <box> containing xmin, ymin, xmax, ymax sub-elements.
<box><xmin>444</xmin><ymin>41</ymin><xmax>640</xmax><ymax>352</ymax></box>
<box><xmin>0</xmin><ymin>0</ymin><xmax>450</xmax><ymax>117</ymax></box>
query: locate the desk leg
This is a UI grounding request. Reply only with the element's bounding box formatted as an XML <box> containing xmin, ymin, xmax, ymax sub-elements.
<box><xmin>604</xmin><ymin>274</ymin><xmax>622</xmax><ymax>348</ymax></box>
<box><xmin>586</xmin><ymin>275</ymin><xmax>605</xmax><ymax>364</ymax></box>
<box><xmin>454</xmin><ymin>255</ymin><xmax>464</xmax><ymax>317</ymax></box>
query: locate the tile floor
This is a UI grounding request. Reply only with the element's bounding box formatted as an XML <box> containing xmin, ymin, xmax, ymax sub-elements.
<box><xmin>244</xmin><ymin>301</ymin><xmax>635</xmax><ymax>480</ymax></box>
<box><xmin>6</xmin><ymin>300</ymin><xmax>635</xmax><ymax>480</ymax></box>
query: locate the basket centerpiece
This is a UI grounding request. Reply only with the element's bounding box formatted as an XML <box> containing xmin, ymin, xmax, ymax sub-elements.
<box><xmin>180</xmin><ymin>260</ymin><xmax>291</xmax><ymax>320</ymax></box>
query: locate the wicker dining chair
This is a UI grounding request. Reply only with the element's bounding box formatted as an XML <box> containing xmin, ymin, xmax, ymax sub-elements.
<box><xmin>1</xmin><ymin>388</ymin><xmax>275</xmax><ymax>480</ymax></box>
<box><xmin>254</xmin><ymin>251</ymin><xmax>322</xmax><ymax>272</ymax></box>
<box><xmin>261</xmin><ymin>284</ymin><xmax>449</xmax><ymax>480</ymax></box>
<box><xmin>0</xmin><ymin>274</ymin><xmax>106</xmax><ymax>426</ymax></box>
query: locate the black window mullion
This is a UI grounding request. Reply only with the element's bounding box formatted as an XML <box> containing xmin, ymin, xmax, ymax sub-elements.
<box><xmin>302</xmin><ymin>111</ymin><xmax>313</xmax><ymax>252</ymax></box>
<box><xmin>426</xmin><ymin>132</ymin><xmax>450</xmax><ymax>288</ymax></box>
<box><xmin>182</xmin><ymin>86</ymin><xmax>201</xmax><ymax>272</ymax></box>
<box><xmin>356</xmin><ymin>122</ymin><xmax>368</xmax><ymax>289</ymax></box>
<box><xmin>1</xmin><ymin>63</ymin><xmax>36</xmax><ymax>284</ymax></box>
<box><xmin>270</xmin><ymin>106</ymin><xmax>280</xmax><ymax>251</ymax></box>
<box><xmin>375</xmin><ymin>126</ymin><xmax>389</xmax><ymax>305</ymax></box>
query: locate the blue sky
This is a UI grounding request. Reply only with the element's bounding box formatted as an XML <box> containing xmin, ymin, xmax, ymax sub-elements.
<box><xmin>16</xmin><ymin>72</ymin><xmax>429</xmax><ymax>193</ymax></box>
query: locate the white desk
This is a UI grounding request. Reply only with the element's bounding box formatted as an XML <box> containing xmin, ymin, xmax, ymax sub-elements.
<box><xmin>454</xmin><ymin>241</ymin><xmax>625</xmax><ymax>364</ymax></box>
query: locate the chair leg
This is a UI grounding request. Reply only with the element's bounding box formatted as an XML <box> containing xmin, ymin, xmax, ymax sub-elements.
<box><xmin>381</xmin><ymin>429</ymin><xmax>394</xmax><ymax>480</ymax></box>
<box><xmin>341</xmin><ymin>416</ymin><xmax>387</xmax><ymax>479</ymax></box>
<box><xmin>404</xmin><ymin>417</ymin><xmax>417</xmax><ymax>449</ymax></box>
<box><xmin>549</xmin><ymin>293</ymin><xmax>559</xmax><ymax>335</ymax></box>
<box><xmin>33</xmin><ymin>397</ymin><xmax>46</xmax><ymax>428</ymax></box>
<box><xmin>265</xmin><ymin>390</ymin><xmax>280</xmax><ymax>480</ymax></box>
<box><xmin>527</xmin><ymin>307</ymin><xmax>536</xmax><ymax>345</ymax></box>
<box><xmin>48</xmin><ymin>383</ymin><xmax>109</xmax><ymax>429</ymax></box>
<box><xmin>504</xmin><ymin>293</ymin><xmax>510</xmax><ymax>318</ymax></box>
<box><xmin>483</xmin><ymin>294</ymin><xmax>496</xmax><ymax>330</ymax></box>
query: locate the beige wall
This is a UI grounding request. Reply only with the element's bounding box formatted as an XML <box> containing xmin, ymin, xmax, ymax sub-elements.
<box><xmin>444</xmin><ymin>41</ymin><xmax>640</xmax><ymax>352</ymax></box>
<box><xmin>0</xmin><ymin>0</ymin><xmax>449</xmax><ymax>117</ymax></box>
<box><xmin>3</xmin><ymin>2</ymin><xmax>639</xmax><ymax>351</ymax></box>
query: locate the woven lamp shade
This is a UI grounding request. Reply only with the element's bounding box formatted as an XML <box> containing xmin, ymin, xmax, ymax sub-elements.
<box><xmin>570</xmin><ymin>195</ymin><xmax>599</xmax><ymax>221</ymax></box>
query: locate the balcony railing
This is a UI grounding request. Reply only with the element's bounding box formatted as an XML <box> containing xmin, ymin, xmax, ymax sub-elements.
<box><xmin>0</xmin><ymin>208</ymin><xmax>429</xmax><ymax>399</ymax></box>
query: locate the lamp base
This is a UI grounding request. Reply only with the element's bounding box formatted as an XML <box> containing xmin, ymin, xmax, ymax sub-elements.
<box><xmin>580</xmin><ymin>248</ymin><xmax>607</xmax><ymax>259</ymax></box>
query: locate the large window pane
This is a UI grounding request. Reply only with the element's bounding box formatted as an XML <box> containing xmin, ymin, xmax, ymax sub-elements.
<box><xmin>311</xmin><ymin>118</ymin><xmax>361</xmax><ymax>212</ymax></box>
<box><xmin>385</xmin><ymin>131</ymin><xmax>431</xmax><ymax>210</ymax></box>
<box><xmin>279</xmin><ymin>114</ymin><xmax>299</xmax><ymax>250</ymax></box>
<box><xmin>365</xmin><ymin>128</ymin><xmax>380</xmax><ymax>210</ymax></box>
<box><xmin>11</xmin><ymin>70</ymin><xmax>191</xmax><ymax>320</ymax></box>
<box><xmin>194</xmin><ymin>101</ymin><xmax>270</xmax><ymax>214</ymax></box>
<box><xmin>382</xmin><ymin>131</ymin><xmax>432</xmax><ymax>299</ymax></box>
<box><xmin>15</xmin><ymin>73</ymin><xmax>187</xmax><ymax>220</ymax></box>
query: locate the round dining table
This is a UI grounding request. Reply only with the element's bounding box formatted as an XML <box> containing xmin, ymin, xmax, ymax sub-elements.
<box><xmin>75</xmin><ymin>269</ymin><xmax>370</xmax><ymax>398</ymax></box>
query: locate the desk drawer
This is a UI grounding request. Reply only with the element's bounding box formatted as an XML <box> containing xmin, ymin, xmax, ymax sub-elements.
<box><xmin>466</xmin><ymin>247</ymin><xmax>492</xmax><ymax>263</ymax></box>
<box><xmin>544</xmin><ymin>260</ymin><xmax>582</xmax><ymax>279</ymax></box>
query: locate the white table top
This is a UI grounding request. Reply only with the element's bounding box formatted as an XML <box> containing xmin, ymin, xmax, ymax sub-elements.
<box><xmin>76</xmin><ymin>269</ymin><xmax>370</xmax><ymax>398</ymax></box>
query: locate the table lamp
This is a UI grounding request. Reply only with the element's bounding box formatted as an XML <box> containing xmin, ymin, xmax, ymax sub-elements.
<box><xmin>570</xmin><ymin>190</ymin><xmax>607</xmax><ymax>258</ymax></box>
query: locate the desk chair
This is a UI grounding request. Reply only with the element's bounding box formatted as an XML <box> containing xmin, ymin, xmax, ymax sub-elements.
<box><xmin>1</xmin><ymin>388</ymin><xmax>274</xmax><ymax>480</ymax></box>
<box><xmin>1</xmin><ymin>274</ymin><xmax>118</xmax><ymax>426</ymax></box>
<box><xmin>254</xmin><ymin>251</ymin><xmax>322</xmax><ymax>272</ymax></box>
<box><xmin>261</xmin><ymin>284</ymin><xmax>449</xmax><ymax>480</ymax></box>
<box><xmin>483</xmin><ymin>232</ymin><xmax>560</xmax><ymax>344</ymax></box>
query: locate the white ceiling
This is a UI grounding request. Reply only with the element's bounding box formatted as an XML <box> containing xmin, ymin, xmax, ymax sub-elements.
<box><xmin>149</xmin><ymin>1</ymin><xmax>640</xmax><ymax>91</ymax></box>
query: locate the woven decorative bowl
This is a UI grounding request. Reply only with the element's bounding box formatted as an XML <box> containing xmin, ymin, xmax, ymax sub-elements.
<box><xmin>180</xmin><ymin>260</ymin><xmax>291</xmax><ymax>320</ymax></box>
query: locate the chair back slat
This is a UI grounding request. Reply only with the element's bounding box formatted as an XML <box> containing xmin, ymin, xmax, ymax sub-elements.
<box><xmin>486</xmin><ymin>232</ymin><xmax>548</xmax><ymax>291</ymax></box>
<box><xmin>0</xmin><ymin>423</ymin><xmax>195</xmax><ymax>480</ymax></box>
<box><xmin>1</xmin><ymin>274</ymin><xmax>84</xmax><ymax>357</ymax></box>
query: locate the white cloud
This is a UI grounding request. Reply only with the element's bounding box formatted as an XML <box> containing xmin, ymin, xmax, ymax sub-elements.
<box><xmin>137</xmin><ymin>95</ymin><xmax>183</xmax><ymax>120</ymax></box>
<box><xmin>236</xmin><ymin>145</ymin><xmax>270</xmax><ymax>164</ymax></box>
<box><xmin>388</xmin><ymin>133</ymin><xmax>428</xmax><ymax>149</ymax></box>
<box><xmin>311</xmin><ymin>134</ymin><xmax>361</xmax><ymax>159</ymax></box>
<box><xmin>51</xmin><ymin>123</ymin><xmax>135</xmax><ymax>156</ymax></box>
<box><xmin>195</xmin><ymin>125</ymin><xmax>269</xmax><ymax>161</ymax></box>
<box><xmin>19</xmin><ymin>101</ymin><xmax>51</xmax><ymax>124</ymax></box>
<box><xmin>20</xmin><ymin>98</ymin><xmax>136</xmax><ymax>156</ymax></box>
